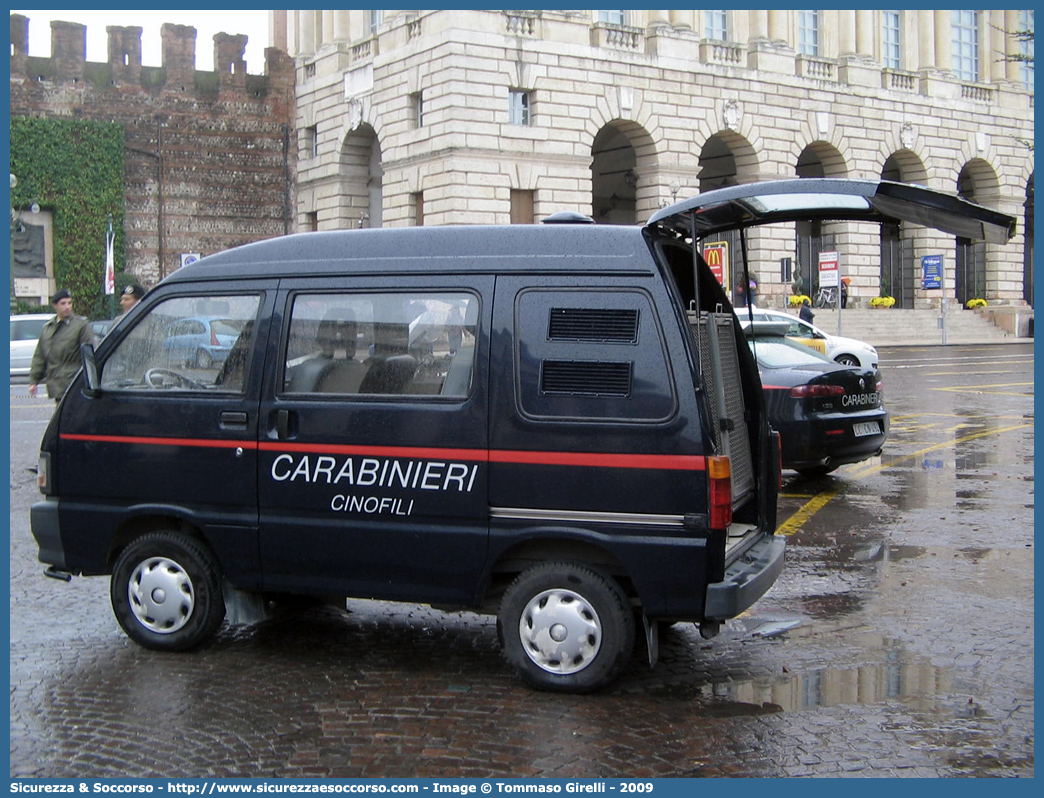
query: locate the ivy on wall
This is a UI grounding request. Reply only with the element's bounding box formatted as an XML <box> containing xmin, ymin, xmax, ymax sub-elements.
<box><xmin>9</xmin><ymin>117</ymin><xmax>125</xmax><ymax>319</ymax></box>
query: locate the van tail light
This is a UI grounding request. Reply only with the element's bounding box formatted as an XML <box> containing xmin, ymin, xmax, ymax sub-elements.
<box><xmin>210</xmin><ymin>325</ymin><xmax>220</xmax><ymax>346</ymax></box>
<box><xmin>37</xmin><ymin>452</ymin><xmax>52</xmax><ymax>495</ymax></box>
<box><xmin>707</xmin><ymin>456</ymin><xmax>732</xmax><ymax>530</ymax></box>
<box><xmin>789</xmin><ymin>384</ymin><xmax>844</xmax><ymax>398</ymax></box>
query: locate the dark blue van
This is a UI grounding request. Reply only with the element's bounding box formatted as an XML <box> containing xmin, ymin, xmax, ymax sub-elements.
<box><xmin>32</xmin><ymin>179</ymin><xmax>1010</xmax><ymax>691</ymax></box>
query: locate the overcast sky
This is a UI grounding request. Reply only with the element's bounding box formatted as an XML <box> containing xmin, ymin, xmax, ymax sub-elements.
<box><xmin>11</xmin><ymin>9</ymin><xmax>271</xmax><ymax>74</ymax></box>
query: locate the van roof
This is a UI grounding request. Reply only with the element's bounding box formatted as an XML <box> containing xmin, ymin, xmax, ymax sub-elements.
<box><xmin>165</xmin><ymin>224</ymin><xmax>652</xmax><ymax>283</ymax></box>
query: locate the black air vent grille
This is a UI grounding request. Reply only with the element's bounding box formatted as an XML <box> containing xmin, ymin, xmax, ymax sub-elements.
<box><xmin>540</xmin><ymin>360</ymin><xmax>632</xmax><ymax>397</ymax></box>
<box><xmin>548</xmin><ymin>308</ymin><xmax>639</xmax><ymax>343</ymax></box>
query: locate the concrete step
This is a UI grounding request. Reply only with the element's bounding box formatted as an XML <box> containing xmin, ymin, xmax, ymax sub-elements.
<box><xmin>762</xmin><ymin>306</ymin><xmax>1020</xmax><ymax>347</ymax></box>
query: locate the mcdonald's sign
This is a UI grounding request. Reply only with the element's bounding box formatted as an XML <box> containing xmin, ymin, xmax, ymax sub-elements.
<box><xmin>702</xmin><ymin>241</ymin><xmax>729</xmax><ymax>286</ymax></box>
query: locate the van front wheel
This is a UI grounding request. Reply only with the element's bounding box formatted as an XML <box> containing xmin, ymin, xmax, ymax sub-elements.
<box><xmin>498</xmin><ymin>562</ymin><xmax>634</xmax><ymax>692</ymax></box>
<box><xmin>110</xmin><ymin>532</ymin><xmax>226</xmax><ymax>651</ymax></box>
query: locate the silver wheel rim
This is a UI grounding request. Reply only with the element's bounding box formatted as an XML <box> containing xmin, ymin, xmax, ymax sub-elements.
<box><xmin>518</xmin><ymin>588</ymin><xmax>601</xmax><ymax>675</ymax></box>
<box><xmin>128</xmin><ymin>556</ymin><xmax>195</xmax><ymax>634</ymax></box>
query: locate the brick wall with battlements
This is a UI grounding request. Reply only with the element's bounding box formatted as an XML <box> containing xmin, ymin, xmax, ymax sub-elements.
<box><xmin>9</xmin><ymin>13</ymin><xmax>297</xmax><ymax>289</ymax></box>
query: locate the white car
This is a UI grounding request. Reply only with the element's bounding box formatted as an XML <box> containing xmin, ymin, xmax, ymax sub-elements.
<box><xmin>741</xmin><ymin>307</ymin><xmax>878</xmax><ymax>369</ymax></box>
<box><xmin>10</xmin><ymin>313</ymin><xmax>52</xmax><ymax>377</ymax></box>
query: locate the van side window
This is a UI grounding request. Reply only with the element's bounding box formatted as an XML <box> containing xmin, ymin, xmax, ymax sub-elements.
<box><xmin>515</xmin><ymin>288</ymin><xmax>676</xmax><ymax>422</ymax></box>
<box><xmin>99</xmin><ymin>294</ymin><xmax>261</xmax><ymax>393</ymax></box>
<box><xmin>283</xmin><ymin>292</ymin><xmax>478</xmax><ymax>397</ymax></box>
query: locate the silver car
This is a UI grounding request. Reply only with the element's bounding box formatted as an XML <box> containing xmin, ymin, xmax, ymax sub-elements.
<box><xmin>10</xmin><ymin>313</ymin><xmax>52</xmax><ymax>377</ymax></box>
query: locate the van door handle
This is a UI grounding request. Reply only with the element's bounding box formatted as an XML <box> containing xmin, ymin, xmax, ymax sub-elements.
<box><xmin>275</xmin><ymin>409</ymin><xmax>291</xmax><ymax>440</ymax></box>
<box><xmin>219</xmin><ymin>411</ymin><xmax>248</xmax><ymax>430</ymax></box>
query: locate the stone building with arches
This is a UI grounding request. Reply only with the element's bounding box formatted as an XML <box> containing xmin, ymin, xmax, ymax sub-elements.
<box><xmin>278</xmin><ymin>9</ymin><xmax>1033</xmax><ymax>311</ymax></box>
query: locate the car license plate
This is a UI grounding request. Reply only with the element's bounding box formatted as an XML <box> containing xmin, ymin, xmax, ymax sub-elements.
<box><xmin>852</xmin><ymin>421</ymin><xmax>880</xmax><ymax>437</ymax></box>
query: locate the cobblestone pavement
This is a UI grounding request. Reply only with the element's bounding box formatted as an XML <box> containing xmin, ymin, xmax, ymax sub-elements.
<box><xmin>9</xmin><ymin>344</ymin><xmax>1034</xmax><ymax>778</ymax></box>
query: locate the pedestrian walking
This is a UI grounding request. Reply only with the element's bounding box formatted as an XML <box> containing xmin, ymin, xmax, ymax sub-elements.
<box><xmin>28</xmin><ymin>289</ymin><xmax>94</xmax><ymax>402</ymax></box>
<box><xmin>799</xmin><ymin>298</ymin><xmax>815</xmax><ymax>324</ymax></box>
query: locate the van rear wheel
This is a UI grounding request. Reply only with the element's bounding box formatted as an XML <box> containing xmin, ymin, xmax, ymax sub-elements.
<box><xmin>110</xmin><ymin>531</ymin><xmax>225</xmax><ymax>652</ymax></box>
<box><xmin>497</xmin><ymin>562</ymin><xmax>634</xmax><ymax>692</ymax></box>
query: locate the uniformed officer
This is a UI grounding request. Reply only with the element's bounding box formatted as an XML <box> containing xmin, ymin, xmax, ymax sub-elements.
<box><xmin>109</xmin><ymin>283</ymin><xmax>145</xmax><ymax>331</ymax></box>
<box><xmin>28</xmin><ymin>289</ymin><xmax>94</xmax><ymax>401</ymax></box>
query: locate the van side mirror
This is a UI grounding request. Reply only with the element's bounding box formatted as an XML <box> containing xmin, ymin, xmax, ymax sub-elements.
<box><xmin>80</xmin><ymin>343</ymin><xmax>100</xmax><ymax>397</ymax></box>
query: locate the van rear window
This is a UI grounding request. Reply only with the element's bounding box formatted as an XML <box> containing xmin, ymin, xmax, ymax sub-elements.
<box><xmin>283</xmin><ymin>292</ymin><xmax>478</xmax><ymax>398</ymax></box>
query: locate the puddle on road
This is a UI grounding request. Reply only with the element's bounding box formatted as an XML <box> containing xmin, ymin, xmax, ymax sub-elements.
<box><xmin>851</xmin><ymin>543</ymin><xmax>992</xmax><ymax>563</ymax></box>
<box><xmin>649</xmin><ymin>629</ymin><xmax>955</xmax><ymax>715</ymax></box>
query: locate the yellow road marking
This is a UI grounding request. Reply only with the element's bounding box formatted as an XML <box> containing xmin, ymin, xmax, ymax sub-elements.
<box><xmin>777</xmin><ymin>486</ymin><xmax>842</xmax><ymax>536</ymax></box>
<box><xmin>922</xmin><ymin>370</ymin><xmax>1030</xmax><ymax>376</ymax></box>
<box><xmin>932</xmin><ymin>384</ymin><xmax>1034</xmax><ymax>397</ymax></box>
<box><xmin>776</xmin><ymin>421</ymin><xmax>1033</xmax><ymax>535</ymax></box>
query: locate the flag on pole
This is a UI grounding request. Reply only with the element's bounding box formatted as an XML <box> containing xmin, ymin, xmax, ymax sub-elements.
<box><xmin>104</xmin><ymin>216</ymin><xmax>115</xmax><ymax>295</ymax></box>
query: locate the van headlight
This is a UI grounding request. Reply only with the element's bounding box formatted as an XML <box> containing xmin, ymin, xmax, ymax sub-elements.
<box><xmin>37</xmin><ymin>452</ymin><xmax>52</xmax><ymax>495</ymax></box>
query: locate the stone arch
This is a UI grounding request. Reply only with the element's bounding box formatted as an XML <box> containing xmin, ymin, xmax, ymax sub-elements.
<box><xmin>954</xmin><ymin>158</ymin><xmax>1001</xmax><ymax>305</ymax></box>
<box><xmin>695</xmin><ymin>131</ymin><xmax>761</xmax><ymax>302</ymax></box>
<box><xmin>879</xmin><ymin>149</ymin><xmax>930</xmax><ymax>309</ymax></box>
<box><xmin>338</xmin><ymin>123</ymin><xmax>383</xmax><ymax>229</ymax></box>
<box><xmin>788</xmin><ymin>111</ymin><xmax>853</xmax><ymax>178</ymax></box>
<box><xmin>590</xmin><ymin>119</ymin><xmax>658</xmax><ymax>224</ymax></box>
<box><xmin>880</xmin><ymin>149</ymin><xmax>929</xmax><ymax>184</ymax></box>
<box><xmin>587</xmin><ymin>85</ymin><xmax>672</xmax><ymax>220</ymax></box>
<box><xmin>795</xmin><ymin>141</ymin><xmax>847</xmax><ymax>178</ymax></box>
<box><xmin>791</xmin><ymin>142</ymin><xmax>849</xmax><ymax>300</ymax></box>
<box><xmin>697</xmin><ymin>130</ymin><xmax>759</xmax><ymax>190</ymax></box>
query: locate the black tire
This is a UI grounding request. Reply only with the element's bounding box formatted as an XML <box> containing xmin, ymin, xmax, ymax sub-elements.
<box><xmin>497</xmin><ymin>562</ymin><xmax>635</xmax><ymax>693</ymax></box>
<box><xmin>110</xmin><ymin>531</ymin><xmax>226</xmax><ymax>652</ymax></box>
<box><xmin>195</xmin><ymin>349</ymin><xmax>213</xmax><ymax>369</ymax></box>
<box><xmin>833</xmin><ymin>354</ymin><xmax>859</xmax><ymax>367</ymax></box>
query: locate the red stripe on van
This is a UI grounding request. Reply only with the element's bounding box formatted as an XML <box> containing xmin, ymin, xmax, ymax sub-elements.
<box><xmin>61</xmin><ymin>434</ymin><xmax>706</xmax><ymax>472</ymax></box>
<box><xmin>61</xmin><ymin>433</ymin><xmax>256</xmax><ymax>450</ymax></box>
<box><xmin>488</xmin><ymin>450</ymin><xmax>705</xmax><ymax>471</ymax></box>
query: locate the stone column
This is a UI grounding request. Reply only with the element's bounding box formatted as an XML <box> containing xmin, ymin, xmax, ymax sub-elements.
<box><xmin>749</xmin><ymin>10</ymin><xmax>769</xmax><ymax>42</ymax></box>
<box><xmin>321</xmin><ymin>10</ymin><xmax>334</xmax><ymax>48</ymax></box>
<box><xmin>855</xmin><ymin>10</ymin><xmax>873</xmax><ymax>59</ymax></box>
<box><xmin>917</xmin><ymin>10</ymin><xmax>936</xmax><ymax>71</ymax></box>
<box><xmin>647</xmin><ymin>10</ymin><xmax>670</xmax><ymax>29</ymax></box>
<box><xmin>767</xmin><ymin>10</ymin><xmax>787</xmax><ymax>45</ymax></box>
<box><xmin>298</xmin><ymin>10</ymin><xmax>316</xmax><ymax>56</ymax></box>
<box><xmin>333</xmin><ymin>10</ymin><xmax>350</xmax><ymax>42</ymax></box>
<box><xmin>1004</xmin><ymin>10</ymin><xmax>1024</xmax><ymax>84</ymax></box>
<box><xmin>933</xmin><ymin>10</ymin><xmax>952</xmax><ymax>74</ymax></box>
<box><xmin>668</xmin><ymin>11</ymin><xmax>692</xmax><ymax>30</ymax></box>
<box><xmin>838</xmin><ymin>10</ymin><xmax>856</xmax><ymax>57</ymax></box>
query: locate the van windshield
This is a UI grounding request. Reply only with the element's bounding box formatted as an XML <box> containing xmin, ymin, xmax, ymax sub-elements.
<box><xmin>99</xmin><ymin>294</ymin><xmax>261</xmax><ymax>392</ymax></box>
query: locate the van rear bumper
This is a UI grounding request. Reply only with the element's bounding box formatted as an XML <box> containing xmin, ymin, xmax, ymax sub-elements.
<box><xmin>30</xmin><ymin>498</ymin><xmax>67</xmax><ymax>571</ymax></box>
<box><xmin>703</xmin><ymin>533</ymin><xmax>785</xmax><ymax>620</ymax></box>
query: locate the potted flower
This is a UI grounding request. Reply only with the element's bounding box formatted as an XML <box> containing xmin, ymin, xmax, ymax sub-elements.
<box><xmin>788</xmin><ymin>294</ymin><xmax>811</xmax><ymax>307</ymax></box>
<box><xmin>870</xmin><ymin>296</ymin><xmax>896</xmax><ymax>308</ymax></box>
<box><xmin>966</xmin><ymin>298</ymin><xmax>987</xmax><ymax>309</ymax></box>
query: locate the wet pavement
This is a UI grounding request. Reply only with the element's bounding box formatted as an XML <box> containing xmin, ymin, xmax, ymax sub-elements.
<box><xmin>8</xmin><ymin>343</ymin><xmax>1034</xmax><ymax>778</ymax></box>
